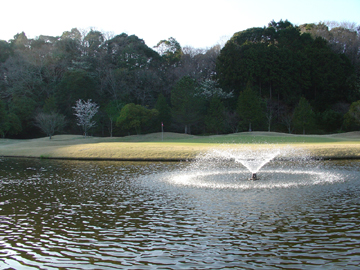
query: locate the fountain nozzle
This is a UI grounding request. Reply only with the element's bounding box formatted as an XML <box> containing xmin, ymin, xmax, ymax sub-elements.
<box><xmin>249</xmin><ymin>173</ymin><xmax>257</xmax><ymax>181</ymax></box>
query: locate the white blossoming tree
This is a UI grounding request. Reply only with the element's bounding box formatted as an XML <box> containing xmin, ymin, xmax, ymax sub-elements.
<box><xmin>73</xmin><ymin>99</ymin><xmax>99</xmax><ymax>137</ymax></box>
<box><xmin>195</xmin><ymin>79</ymin><xmax>233</xmax><ymax>101</ymax></box>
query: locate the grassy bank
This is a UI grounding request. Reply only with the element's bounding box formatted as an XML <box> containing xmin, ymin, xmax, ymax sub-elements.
<box><xmin>0</xmin><ymin>132</ymin><xmax>360</xmax><ymax>160</ymax></box>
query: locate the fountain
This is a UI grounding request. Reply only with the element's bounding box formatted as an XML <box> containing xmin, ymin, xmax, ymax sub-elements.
<box><xmin>211</xmin><ymin>146</ymin><xmax>283</xmax><ymax>181</ymax></box>
<box><xmin>164</xmin><ymin>145</ymin><xmax>344</xmax><ymax>189</ymax></box>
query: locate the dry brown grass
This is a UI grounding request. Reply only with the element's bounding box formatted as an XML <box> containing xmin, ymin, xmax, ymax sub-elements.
<box><xmin>0</xmin><ymin>132</ymin><xmax>359</xmax><ymax>160</ymax></box>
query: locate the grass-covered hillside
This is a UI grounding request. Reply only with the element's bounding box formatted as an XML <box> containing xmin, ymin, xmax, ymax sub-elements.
<box><xmin>0</xmin><ymin>132</ymin><xmax>359</xmax><ymax>160</ymax></box>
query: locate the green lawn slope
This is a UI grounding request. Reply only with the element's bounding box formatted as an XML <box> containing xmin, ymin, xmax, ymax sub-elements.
<box><xmin>0</xmin><ymin>131</ymin><xmax>359</xmax><ymax>161</ymax></box>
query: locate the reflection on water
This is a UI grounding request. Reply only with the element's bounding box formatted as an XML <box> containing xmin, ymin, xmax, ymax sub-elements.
<box><xmin>0</xmin><ymin>157</ymin><xmax>360</xmax><ymax>269</ymax></box>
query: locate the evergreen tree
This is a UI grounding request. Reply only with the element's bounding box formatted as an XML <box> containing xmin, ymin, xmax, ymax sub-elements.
<box><xmin>116</xmin><ymin>103</ymin><xmax>158</xmax><ymax>135</ymax></box>
<box><xmin>293</xmin><ymin>97</ymin><xmax>315</xmax><ymax>134</ymax></box>
<box><xmin>105</xmin><ymin>101</ymin><xmax>123</xmax><ymax>137</ymax></box>
<box><xmin>3</xmin><ymin>113</ymin><xmax>22</xmax><ymax>137</ymax></box>
<box><xmin>9</xmin><ymin>96</ymin><xmax>36</xmax><ymax>135</ymax></box>
<box><xmin>344</xmin><ymin>100</ymin><xmax>360</xmax><ymax>130</ymax></box>
<box><xmin>171</xmin><ymin>76</ymin><xmax>203</xmax><ymax>134</ymax></box>
<box><xmin>236</xmin><ymin>82</ymin><xmax>264</xmax><ymax>131</ymax></box>
<box><xmin>347</xmin><ymin>100</ymin><xmax>360</xmax><ymax>125</ymax></box>
<box><xmin>155</xmin><ymin>94</ymin><xmax>171</xmax><ymax>131</ymax></box>
<box><xmin>205</xmin><ymin>96</ymin><xmax>225</xmax><ymax>134</ymax></box>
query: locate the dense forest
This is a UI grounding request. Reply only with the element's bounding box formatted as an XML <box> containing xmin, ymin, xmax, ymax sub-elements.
<box><xmin>0</xmin><ymin>20</ymin><xmax>359</xmax><ymax>138</ymax></box>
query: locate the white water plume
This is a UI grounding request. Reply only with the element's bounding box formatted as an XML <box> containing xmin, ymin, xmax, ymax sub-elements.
<box><xmin>159</xmin><ymin>145</ymin><xmax>344</xmax><ymax>189</ymax></box>
<box><xmin>203</xmin><ymin>146</ymin><xmax>295</xmax><ymax>173</ymax></box>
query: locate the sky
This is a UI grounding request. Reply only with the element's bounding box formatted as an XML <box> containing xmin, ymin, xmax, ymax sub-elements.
<box><xmin>1</xmin><ymin>0</ymin><xmax>360</xmax><ymax>49</ymax></box>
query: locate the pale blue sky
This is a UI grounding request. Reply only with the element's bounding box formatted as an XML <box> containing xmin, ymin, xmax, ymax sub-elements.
<box><xmin>2</xmin><ymin>0</ymin><xmax>359</xmax><ymax>48</ymax></box>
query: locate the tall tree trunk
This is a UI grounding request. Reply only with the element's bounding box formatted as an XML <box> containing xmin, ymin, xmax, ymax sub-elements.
<box><xmin>110</xmin><ymin>119</ymin><xmax>113</xmax><ymax>137</ymax></box>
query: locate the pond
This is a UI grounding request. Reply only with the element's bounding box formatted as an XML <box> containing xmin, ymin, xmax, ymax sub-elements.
<box><xmin>0</xmin><ymin>157</ymin><xmax>360</xmax><ymax>269</ymax></box>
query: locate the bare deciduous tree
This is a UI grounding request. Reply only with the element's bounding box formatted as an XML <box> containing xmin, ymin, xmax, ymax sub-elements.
<box><xmin>281</xmin><ymin>112</ymin><xmax>293</xmax><ymax>134</ymax></box>
<box><xmin>34</xmin><ymin>112</ymin><xmax>66</xmax><ymax>139</ymax></box>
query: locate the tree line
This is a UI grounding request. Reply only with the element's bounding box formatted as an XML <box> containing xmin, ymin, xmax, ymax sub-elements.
<box><xmin>0</xmin><ymin>20</ymin><xmax>359</xmax><ymax>138</ymax></box>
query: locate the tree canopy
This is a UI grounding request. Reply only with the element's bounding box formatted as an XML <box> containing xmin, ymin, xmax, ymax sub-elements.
<box><xmin>0</xmin><ymin>20</ymin><xmax>359</xmax><ymax>138</ymax></box>
<box><xmin>171</xmin><ymin>76</ymin><xmax>204</xmax><ymax>134</ymax></box>
<box><xmin>116</xmin><ymin>103</ymin><xmax>158</xmax><ymax>135</ymax></box>
<box><xmin>216</xmin><ymin>20</ymin><xmax>358</xmax><ymax>111</ymax></box>
<box><xmin>236</xmin><ymin>82</ymin><xmax>265</xmax><ymax>131</ymax></box>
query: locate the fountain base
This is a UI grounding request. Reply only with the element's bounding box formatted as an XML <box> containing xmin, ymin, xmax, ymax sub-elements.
<box><xmin>249</xmin><ymin>173</ymin><xmax>258</xmax><ymax>181</ymax></box>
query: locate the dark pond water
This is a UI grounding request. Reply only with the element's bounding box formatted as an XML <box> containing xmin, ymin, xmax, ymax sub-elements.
<box><xmin>0</xmin><ymin>157</ymin><xmax>360</xmax><ymax>269</ymax></box>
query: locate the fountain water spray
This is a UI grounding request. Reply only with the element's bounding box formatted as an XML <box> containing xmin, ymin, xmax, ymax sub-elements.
<box><xmin>211</xmin><ymin>147</ymin><xmax>282</xmax><ymax>180</ymax></box>
<box><xmin>160</xmin><ymin>145</ymin><xmax>343</xmax><ymax>190</ymax></box>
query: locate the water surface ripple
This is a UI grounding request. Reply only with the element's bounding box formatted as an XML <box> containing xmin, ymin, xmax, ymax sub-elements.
<box><xmin>0</xmin><ymin>158</ymin><xmax>360</xmax><ymax>269</ymax></box>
